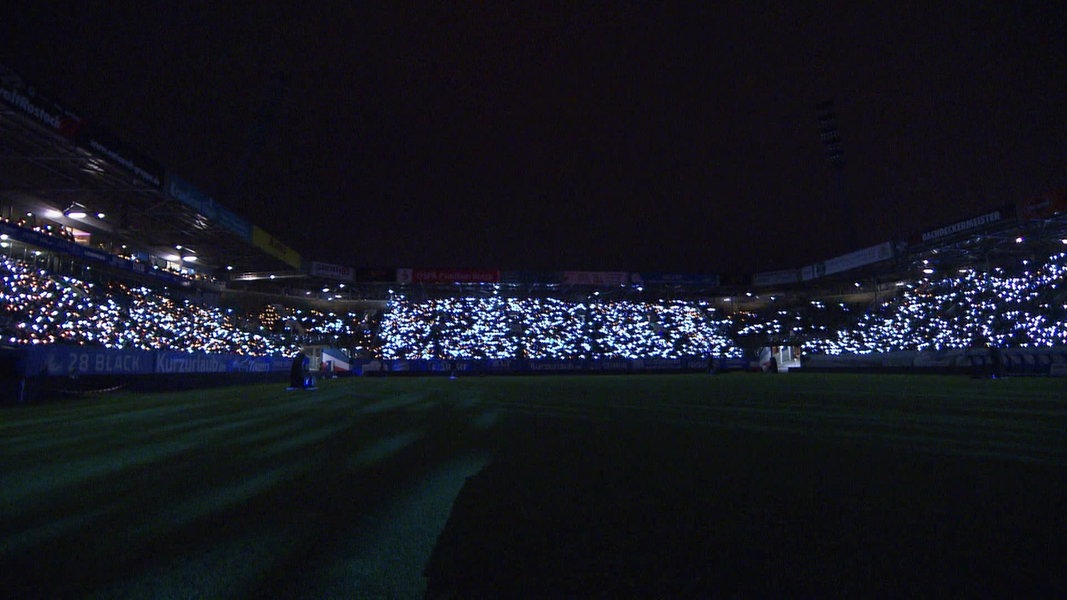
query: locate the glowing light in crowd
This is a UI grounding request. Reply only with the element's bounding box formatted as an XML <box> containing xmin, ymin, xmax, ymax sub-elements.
<box><xmin>3</xmin><ymin>248</ymin><xmax>1067</xmax><ymax>361</ymax></box>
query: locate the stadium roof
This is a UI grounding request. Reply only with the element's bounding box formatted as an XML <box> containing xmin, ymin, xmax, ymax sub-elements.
<box><xmin>3</xmin><ymin>61</ymin><xmax>1067</xmax><ymax>306</ymax></box>
<box><xmin>0</xmin><ymin>77</ymin><xmax>298</xmax><ymax>278</ymax></box>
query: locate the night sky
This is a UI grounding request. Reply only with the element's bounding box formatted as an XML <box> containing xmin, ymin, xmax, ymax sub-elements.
<box><xmin>1</xmin><ymin>4</ymin><xmax>1065</xmax><ymax>274</ymax></box>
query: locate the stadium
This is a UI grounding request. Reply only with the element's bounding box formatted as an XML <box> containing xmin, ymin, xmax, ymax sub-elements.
<box><xmin>2</xmin><ymin>39</ymin><xmax>1067</xmax><ymax>599</ymax></box>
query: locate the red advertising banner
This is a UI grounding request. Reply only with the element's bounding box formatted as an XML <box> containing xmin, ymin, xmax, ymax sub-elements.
<box><xmin>398</xmin><ymin>269</ymin><xmax>500</xmax><ymax>284</ymax></box>
<box><xmin>0</xmin><ymin>65</ymin><xmax>84</xmax><ymax>138</ymax></box>
<box><xmin>1018</xmin><ymin>188</ymin><xmax>1067</xmax><ymax>221</ymax></box>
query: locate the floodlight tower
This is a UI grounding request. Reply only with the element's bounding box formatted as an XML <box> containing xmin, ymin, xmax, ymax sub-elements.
<box><xmin>815</xmin><ymin>99</ymin><xmax>858</xmax><ymax>250</ymax></box>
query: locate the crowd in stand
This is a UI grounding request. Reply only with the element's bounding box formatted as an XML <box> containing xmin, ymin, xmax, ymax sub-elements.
<box><xmin>1</xmin><ymin>256</ymin><xmax>295</xmax><ymax>356</ymax></box>
<box><xmin>377</xmin><ymin>252</ymin><xmax>1067</xmax><ymax>360</ymax></box>
<box><xmin>1</xmin><ymin>215</ymin><xmax>77</xmax><ymax>243</ymax></box>
<box><xmin>255</xmin><ymin>303</ymin><xmax>379</xmax><ymax>357</ymax></box>
<box><xmin>4</xmin><ymin>248</ymin><xmax>1067</xmax><ymax>362</ymax></box>
<box><xmin>377</xmin><ymin>297</ymin><xmax>738</xmax><ymax>360</ymax></box>
<box><xmin>737</xmin><ymin>252</ymin><xmax>1067</xmax><ymax>355</ymax></box>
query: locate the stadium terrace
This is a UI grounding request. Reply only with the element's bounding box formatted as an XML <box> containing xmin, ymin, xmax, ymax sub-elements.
<box><xmin>4</xmin><ymin>246</ymin><xmax>1067</xmax><ymax>381</ymax></box>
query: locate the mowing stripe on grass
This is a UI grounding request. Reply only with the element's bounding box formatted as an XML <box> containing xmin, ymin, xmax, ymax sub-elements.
<box><xmin>347</xmin><ymin>430</ymin><xmax>426</xmax><ymax>469</ymax></box>
<box><xmin>141</xmin><ymin>462</ymin><xmax>309</xmax><ymax>536</ymax></box>
<box><xmin>2</xmin><ymin>373</ymin><xmax>1063</xmax><ymax>597</ymax></box>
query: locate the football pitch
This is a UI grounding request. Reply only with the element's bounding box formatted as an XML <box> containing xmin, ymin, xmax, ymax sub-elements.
<box><xmin>2</xmin><ymin>373</ymin><xmax>1065</xmax><ymax>597</ymax></box>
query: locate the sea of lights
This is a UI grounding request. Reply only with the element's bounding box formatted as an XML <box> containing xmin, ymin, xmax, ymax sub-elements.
<box><xmin>0</xmin><ymin>257</ymin><xmax>298</xmax><ymax>356</ymax></box>
<box><xmin>378</xmin><ymin>296</ymin><xmax>742</xmax><ymax>360</ymax></box>
<box><xmin>5</xmin><ymin>250</ymin><xmax>1067</xmax><ymax>360</ymax></box>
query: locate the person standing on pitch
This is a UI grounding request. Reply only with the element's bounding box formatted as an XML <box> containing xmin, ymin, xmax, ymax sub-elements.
<box><xmin>290</xmin><ymin>350</ymin><xmax>310</xmax><ymax>389</ymax></box>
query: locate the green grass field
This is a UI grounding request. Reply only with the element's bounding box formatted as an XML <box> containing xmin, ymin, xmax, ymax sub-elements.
<box><xmin>2</xmin><ymin>373</ymin><xmax>1065</xmax><ymax>597</ymax></box>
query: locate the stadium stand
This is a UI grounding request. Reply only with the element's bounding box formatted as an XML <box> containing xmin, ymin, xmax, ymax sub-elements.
<box><xmin>753</xmin><ymin>251</ymin><xmax>1067</xmax><ymax>355</ymax></box>
<box><xmin>0</xmin><ymin>255</ymin><xmax>294</xmax><ymax>355</ymax></box>
<box><xmin>6</xmin><ymin>242</ymin><xmax>1067</xmax><ymax>368</ymax></box>
<box><xmin>3</xmin><ymin>61</ymin><xmax>1067</xmax><ymax>395</ymax></box>
<box><xmin>377</xmin><ymin>296</ymin><xmax>740</xmax><ymax>360</ymax></box>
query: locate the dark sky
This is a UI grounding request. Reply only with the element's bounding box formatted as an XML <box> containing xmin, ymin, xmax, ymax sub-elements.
<box><xmin>1</xmin><ymin>3</ymin><xmax>1065</xmax><ymax>274</ymax></box>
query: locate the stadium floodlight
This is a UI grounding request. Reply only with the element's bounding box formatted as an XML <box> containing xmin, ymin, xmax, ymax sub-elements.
<box><xmin>63</xmin><ymin>203</ymin><xmax>88</xmax><ymax>219</ymax></box>
<box><xmin>923</xmin><ymin>268</ymin><xmax>935</xmax><ymax>274</ymax></box>
<box><xmin>1016</xmin><ymin>237</ymin><xmax>1024</xmax><ymax>243</ymax></box>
